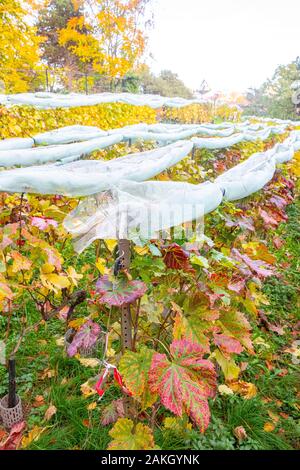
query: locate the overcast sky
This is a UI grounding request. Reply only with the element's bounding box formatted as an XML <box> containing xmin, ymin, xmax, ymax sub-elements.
<box><xmin>147</xmin><ymin>0</ymin><xmax>300</xmax><ymax>92</ymax></box>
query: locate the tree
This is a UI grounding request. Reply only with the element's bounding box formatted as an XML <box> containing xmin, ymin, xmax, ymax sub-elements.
<box><xmin>138</xmin><ymin>66</ymin><xmax>193</xmax><ymax>99</ymax></box>
<box><xmin>245</xmin><ymin>59</ymin><xmax>300</xmax><ymax>120</ymax></box>
<box><xmin>59</xmin><ymin>0</ymin><xmax>152</xmax><ymax>88</ymax></box>
<box><xmin>0</xmin><ymin>0</ymin><xmax>42</xmax><ymax>92</ymax></box>
<box><xmin>37</xmin><ymin>0</ymin><xmax>85</xmax><ymax>90</ymax></box>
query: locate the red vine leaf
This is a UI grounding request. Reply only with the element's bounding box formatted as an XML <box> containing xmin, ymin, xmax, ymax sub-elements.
<box><xmin>149</xmin><ymin>339</ymin><xmax>217</xmax><ymax>432</ymax></box>
<box><xmin>0</xmin><ymin>421</ymin><xmax>25</xmax><ymax>450</ymax></box>
<box><xmin>101</xmin><ymin>399</ymin><xmax>125</xmax><ymax>426</ymax></box>
<box><xmin>67</xmin><ymin>320</ymin><xmax>101</xmax><ymax>357</ymax></box>
<box><xmin>96</xmin><ymin>275</ymin><xmax>147</xmax><ymax>307</ymax></box>
<box><xmin>231</xmin><ymin>248</ymin><xmax>276</xmax><ymax>279</ymax></box>
<box><xmin>213</xmin><ymin>333</ymin><xmax>243</xmax><ymax>354</ymax></box>
<box><xmin>162</xmin><ymin>243</ymin><xmax>195</xmax><ymax>273</ymax></box>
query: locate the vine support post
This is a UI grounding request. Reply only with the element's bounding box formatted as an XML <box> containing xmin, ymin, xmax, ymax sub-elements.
<box><xmin>117</xmin><ymin>239</ymin><xmax>134</xmax><ymax>417</ymax></box>
<box><xmin>118</xmin><ymin>239</ymin><xmax>133</xmax><ymax>352</ymax></box>
<box><xmin>8</xmin><ymin>356</ymin><xmax>16</xmax><ymax>408</ymax></box>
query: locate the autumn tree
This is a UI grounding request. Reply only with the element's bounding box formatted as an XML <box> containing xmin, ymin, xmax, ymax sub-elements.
<box><xmin>37</xmin><ymin>0</ymin><xmax>87</xmax><ymax>90</ymax></box>
<box><xmin>59</xmin><ymin>0</ymin><xmax>152</xmax><ymax>89</ymax></box>
<box><xmin>0</xmin><ymin>0</ymin><xmax>42</xmax><ymax>92</ymax></box>
<box><xmin>37</xmin><ymin>0</ymin><xmax>84</xmax><ymax>69</ymax></box>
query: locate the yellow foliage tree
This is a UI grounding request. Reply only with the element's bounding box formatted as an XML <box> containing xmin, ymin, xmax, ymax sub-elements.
<box><xmin>59</xmin><ymin>0</ymin><xmax>151</xmax><ymax>86</ymax></box>
<box><xmin>0</xmin><ymin>0</ymin><xmax>42</xmax><ymax>92</ymax></box>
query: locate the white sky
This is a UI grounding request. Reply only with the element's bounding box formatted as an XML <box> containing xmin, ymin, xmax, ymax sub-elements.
<box><xmin>147</xmin><ymin>0</ymin><xmax>300</xmax><ymax>92</ymax></box>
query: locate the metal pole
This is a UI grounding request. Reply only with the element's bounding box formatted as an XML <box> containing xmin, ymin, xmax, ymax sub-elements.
<box><xmin>118</xmin><ymin>239</ymin><xmax>133</xmax><ymax>351</ymax></box>
<box><xmin>117</xmin><ymin>239</ymin><xmax>134</xmax><ymax>417</ymax></box>
<box><xmin>8</xmin><ymin>357</ymin><xmax>16</xmax><ymax>408</ymax></box>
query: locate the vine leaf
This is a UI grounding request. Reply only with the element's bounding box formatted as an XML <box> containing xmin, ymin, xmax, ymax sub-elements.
<box><xmin>162</xmin><ymin>243</ymin><xmax>194</xmax><ymax>272</ymax></box>
<box><xmin>218</xmin><ymin>310</ymin><xmax>253</xmax><ymax>353</ymax></box>
<box><xmin>119</xmin><ymin>346</ymin><xmax>157</xmax><ymax>408</ymax></box>
<box><xmin>101</xmin><ymin>399</ymin><xmax>125</xmax><ymax>426</ymax></box>
<box><xmin>213</xmin><ymin>349</ymin><xmax>240</xmax><ymax>381</ymax></box>
<box><xmin>11</xmin><ymin>250</ymin><xmax>32</xmax><ymax>272</ymax></box>
<box><xmin>231</xmin><ymin>248</ymin><xmax>275</xmax><ymax>279</ymax></box>
<box><xmin>31</xmin><ymin>216</ymin><xmax>58</xmax><ymax>230</ymax></box>
<box><xmin>213</xmin><ymin>333</ymin><xmax>243</xmax><ymax>354</ymax></box>
<box><xmin>172</xmin><ymin>308</ymin><xmax>215</xmax><ymax>353</ymax></box>
<box><xmin>149</xmin><ymin>339</ymin><xmax>217</xmax><ymax>432</ymax></box>
<box><xmin>96</xmin><ymin>275</ymin><xmax>147</xmax><ymax>307</ymax></box>
<box><xmin>67</xmin><ymin>320</ymin><xmax>101</xmax><ymax>357</ymax></box>
<box><xmin>108</xmin><ymin>418</ymin><xmax>155</xmax><ymax>450</ymax></box>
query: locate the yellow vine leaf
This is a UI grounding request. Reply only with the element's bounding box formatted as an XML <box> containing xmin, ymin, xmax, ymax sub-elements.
<box><xmin>108</xmin><ymin>418</ymin><xmax>155</xmax><ymax>450</ymax></box>
<box><xmin>105</xmin><ymin>239</ymin><xmax>117</xmax><ymax>253</ymax></box>
<box><xmin>228</xmin><ymin>380</ymin><xmax>257</xmax><ymax>399</ymax></box>
<box><xmin>41</xmin><ymin>273</ymin><xmax>71</xmax><ymax>292</ymax></box>
<box><xmin>67</xmin><ymin>266</ymin><xmax>83</xmax><ymax>286</ymax></box>
<box><xmin>77</xmin><ymin>357</ymin><xmax>100</xmax><ymax>368</ymax></box>
<box><xmin>11</xmin><ymin>251</ymin><xmax>32</xmax><ymax>273</ymax></box>
<box><xmin>21</xmin><ymin>426</ymin><xmax>48</xmax><ymax>448</ymax></box>
<box><xmin>213</xmin><ymin>349</ymin><xmax>240</xmax><ymax>381</ymax></box>
<box><xmin>95</xmin><ymin>257</ymin><xmax>108</xmax><ymax>274</ymax></box>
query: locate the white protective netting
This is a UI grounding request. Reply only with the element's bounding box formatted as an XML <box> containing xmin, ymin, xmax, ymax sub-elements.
<box><xmin>0</xmin><ymin>117</ymin><xmax>299</xmax><ymax>252</ymax></box>
<box><xmin>0</xmin><ymin>91</ymin><xmax>209</xmax><ymax>109</ymax></box>
<box><xmin>0</xmin><ymin>122</ymin><xmax>289</xmax><ymax>167</ymax></box>
<box><xmin>63</xmin><ymin>128</ymin><xmax>300</xmax><ymax>252</ymax></box>
<box><xmin>0</xmin><ymin>141</ymin><xmax>193</xmax><ymax>196</ymax></box>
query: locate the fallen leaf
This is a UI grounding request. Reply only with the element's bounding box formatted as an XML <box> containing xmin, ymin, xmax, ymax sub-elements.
<box><xmin>228</xmin><ymin>380</ymin><xmax>257</xmax><ymax>399</ymax></box>
<box><xmin>33</xmin><ymin>395</ymin><xmax>45</xmax><ymax>407</ymax></box>
<box><xmin>218</xmin><ymin>384</ymin><xmax>234</xmax><ymax>396</ymax></box>
<box><xmin>108</xmin><ymin>418</ymin><xmax>155</xmax><ymax>450</ymax></box>
<box><xmin>82</xmin><ymin>419</ymin><xmax>91</xmax><ymax>428</ymax></box>
<box><xmin>44</xmin><ymin>405</ymin><xmax>57</xmax><ymax>421</ymax></box>
<box><xmin>40</xmin><ymin>368</ymin><xmax>56</xmax><ymax>380</ymax></box>
<box><xmin>81</xmin><ymin>380</ymin><xmax>97</xmax><ymax>397</ymax></box>
<box><xmin>0</xmin><ymin>429</ymin><xmax>7</xmax><ymax>442</ymax></box>
<box><xmin>77</xmin><ymin>357</ymin><xmax>100</xmax><ymax>368</ymax></box>
<box><xmin>264</xmin><ymin>422</ymin><xmax>275</xmax><ymax>432</ymax></box>
<box><xmin>0</xmin><ymin>421</ymin><xmax>25</xmax><ymax>450</ymax></box>
<box><xmin>55</xmin><ymin>336</ymin><xmax>65</xmax><ymax>347</ymax></box>
<box><xmin>21</xmin><ymin>426</ymin><xmax>47</xmax><ymax>448</ymax></box>
<box><xmin>87</xmin><ymin>402</ymin><xmax>97</xmax><ymax>411</ymax></box>
<box><xmin>265</xmin><ymin>360</ymin><xmax>274</xmax><ymax>371</ymax></box>
<box><xmin>233</xmin><ymin>426</ymin><xmax>247</xmax><ymax>442</ymax></box>
<box><xmin>273</xmin><ymin>236</ymin><xmax>284</xmax><ymax>249</ymax></box>
<box><xmin>278</xmin><ymin>368</ymin><xmax>288</xmax><ymax>377</ymax></box>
